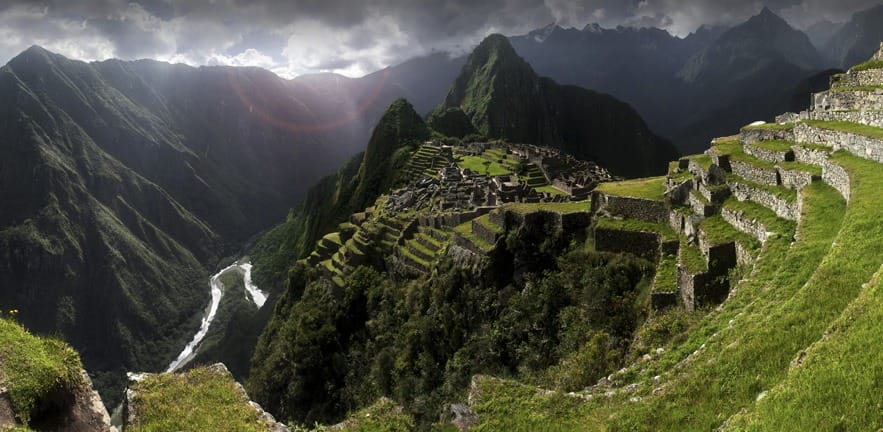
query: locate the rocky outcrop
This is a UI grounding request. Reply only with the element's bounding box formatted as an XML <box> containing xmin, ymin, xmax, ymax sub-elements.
<box><xmin>0</xmin><ymin>372</ymin><xmax>114</xmax><ymax>432</ymax></box>
<box><xmin>125</xmin><ymin>363</ymin><xmax>288</xmax><ymax>432</ymax></box>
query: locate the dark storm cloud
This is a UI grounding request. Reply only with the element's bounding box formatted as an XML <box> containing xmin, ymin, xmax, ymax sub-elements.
<box><xmin>0</xmin><ymin>0</ymin><xmax>882</xmax><ymax>77</ymax></box>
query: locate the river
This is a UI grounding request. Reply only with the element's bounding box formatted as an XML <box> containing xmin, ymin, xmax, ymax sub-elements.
<box><xmin>166</xmin><ymin>261</ymin><xmax>267</xmax><ymax>372</ymax></box>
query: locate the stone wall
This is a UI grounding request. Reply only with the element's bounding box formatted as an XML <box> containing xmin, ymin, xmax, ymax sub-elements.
<box><xmin>472</xmin><ymin>219</ymin><xmax>502</xmax><ymax>246</ymax></box>
<box><xmin>721</xmin><ymin>206</ymin><xmax>771</xmax><ymax>244</ymax></box>
<box><xmin>730</xmin><ymin>160</ymin><xmax>780</xmax><ymax>186</ymax></box>
<box><xmin>831</xmin><ymin>68</ymin><xmax>883</xmax><ymax>88</ymax></box>
<box><xmin>728</xmin><ymin>181</ymin><xmax>799</xmax><ymax>221</ymax></box>
<box><xmin>735</xmin><ymin>241</ymin><xmax>756</xmax><ymax>266</ymax></box>
<box><xmin>678</xmin><ymin>267</ymin><xmax>729</xmax><ymax>312</ymax></box>
<box><xmin>809</xmin><ymin>109</ymin><xmax>883</xmax><ymax>129</ymax></box>
<box><xmin>688</xmin><ymin>191</ymin><xmax>715</xmax><ymax>217</ymax></box>
<box><xmin>744</xmin><ymin>142</ymin><xmax>793</xmax><ymax>163</ymax></box>
<box><xmin>665</xmin><ymin>179</ymin><xmax>693</xmax><ymax>206</ymax></box>
<box><xmin>792</xmin><ymin>145</ymin><xmax>829</xmax><ymax>166</ymax></box>
<box><xmin>740</xmin><ymin>127</ymin><xmax>794</xmax><ymax>145</ymax></box>
<box><xmin>778</xmin><ymin>167</ymin><xmax>818</xmax><ymax>190</ymax></box>
<box><xmin>822</xmin><ymin>158</ymin><xmax>852</xmax><ymax>202</ymax></box>
<box><xmin>660</xmin><ymin>239</ymin><xmax>679</xmax><ymax>256</ymax></box>
<box><xmin>601</xmin><ymin>195</ymin><xmax>669</xmax><ymax>224</ymax></box>
<box><xmin>698</xmin><ymin>182</ymin><xmax>731</xmax><ymax>204</ymax></box>
<box><xmin>795</xmin><ymin>123</ymin><xmax>883</xmax><ymax>164</ymax></box>
<box><xmin>812</xmin><ymin>89</ymin><xmax>883</xmax><ymax>111</ymax></box>
<box><xmin>594</xmin><ymin>228</ymin><xmax>660</xmax><ymax>261</ymax></box>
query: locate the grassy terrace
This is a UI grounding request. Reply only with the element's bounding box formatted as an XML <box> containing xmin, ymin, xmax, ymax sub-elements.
<box><xmin>595</xmin><ymin>217</ymin><xmax>677</xmax><ymax>242</ymax></box>
<box><xmin>724</xmin><ymin>153</ymin><xmax>883</xmax><ymax>430</ymax></box>
<box><xmin>502</xmin><ymin>201</ymin><xmax>590</xmax><ymax>215</ymax></box>
<box><xmin>700</xmin><ymin>215</ymin><xmax>762</xmax><ymax>251</ymax></box>
<box><xmin>713</xmin><ymin>138</ymin><xmax>777</xmax><ymax>169</ymax></box>
<box><xmin>668</xmin><ymin>161</ymin><xmax>692</xmax><ymax>183</ymax></box>
<box><xmin>534</xmin><ymin>185</ymin><xmax>568</xmax><ymax>196</ymax></box>
<box><xmin>777</xmin><ymin>160</ymin><xmax>823</xmax><ymax>176</ymax></box>
<box><xmin>679</xmin><ymin>239</ymin><xmax>708</xmax><ymax>274</ymax></box>
<box><xmin>653</xmin><ymin>252</ymin><xmax>678</xmax><ymax>294</ymax></box>
<box><xmin>454</xmin><ymin>218</ymin><xmax>495</xmax><ymax>252</ymax></box>
<box><xmin>0</xmin><ymin>318</ymin><xmax>83</xmax><ymax>426</ymax></box>
<box><xmin>804</xmin><ymin>119</ymin><xmax>883</xmax><ymax>140</ymax></box>
<box><xmin>127</xmin><ymin>366</ymin><xmax>271</xmax><ymax>432</ymax></box>
<box><xmin>793</xmin><ymin>141</ymin><xmax>832</xmax><ymax>152</ymax></box>
<box><xmin>470</xmin><ymin>179</ymin><xmax>850</xmax><ymax>430</ymax></box>
<box><xmin>829</xmin><ymin>84</ymin><xmax>883</xmax><ymax>92</ymax></box>
<box><xmin>741</xmin><ymin>122</ymin><xmax>795</xmax><ymax>131</ymax></box>
<box><xmin>727</xmin><ymin>173</ymin><xmax>798</xmax><ymax>202</ymax></box>
<box><xmin>594</xmin><ymin>176</ymin><xmax>666</xmax><ymax>201</ymax></box>
<box><xmin>850</xmin><ymin>59</ymin><xmax>883</xmax><ymax>71</ymax></box>
<box><xmin>722</xmin><ymin>197</ymin><xmax>797</xmax><ymax>236</ymax></box>
<box><xmin>684</xmin><ymin>154</ymin><xmax>713</xmax><ymax>171</ymax></box>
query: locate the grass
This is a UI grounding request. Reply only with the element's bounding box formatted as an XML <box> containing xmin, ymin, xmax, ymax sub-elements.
<box><xmin>0</xmin><ymin>319</ymin><xmax>83</xmax><ymax>425</ymax></box>
<box><xmin>719</xmin><ymin>153</ymin><xmax>883</xmax><ymax>430</ymax></box>
<box><xmin>668</xmin><ymin>161</ymin><xmax>692</xmax><ymax>183</ymax></box>
<box><xmin>595</xmin><ymin>176</ymin><xmax>666</xmax><ymax>201</ymax></box>
<box><xmin>458</xmin><ymin>155</ymin><xmax>511</xmax><ymax>176</ymax></box>
<box><xmin>473</xmin><ymin>214</ymin><xmax>504</xmax><ymax>234</ymax></box>
<box><xmin>309</xmin><ymin>398</ymin><xmax>415</xmax><ymax>431</ymax></box>
<box><xmin>741</xmin><ymin>123</ymin><xmax>795</xmax><ymax>131</ymax></box>
<box><xmin>700</xmin><ymin>215</ymin><xmax>761</xmax><ymax>251</ymax></box>
<box><xmin>688</xmin><ymin>154</ymin><xmax>714</xmax><ymax>172</ymax></box>
<box><xmin>679</xmin><ymin>240</ymin><xmax>708</xmax><ymax>274</ymax></box>
<box><xmin>653</xmin><ymin>253</ymin><xmax>678</xmax><ymax>294</ymax></box>
<box><xmin>829</xmin><ymin>85</ymin><xmax>883</xmax><ymax>92</ymax></box>
<box><xmin>727</xmin><ymin>173</ymin><xmax>798</xmax><ymax>203</ymax></box>
<box><xmin>534</xmin><ymin>185</ymin><xmax>567</xmax><ymax>196</ymax></box>
<box><xmin>127</xmin><ymin>366</ymin><xmax>270</xmax><ymax>432</ymax></box>
<box><xmin>454</xmin><ymin>221</ymin><xmax>495</xmax><ymax>252</ymax></box>
<box><xmin>595</xmin><ymin>217</ymin><xmax>677</xmax><ymax>242</ymax></box>
<box><xmin>321</xmin><ymin>232</ymin><xmax>342</xmax><ymax>246</ymax></box>
<box><xmin>502</xmin><ymin>201</ymin><xmax>590</xmax><ymax>215</ymax></box>
<box><xmin>804</xmin><ymin>119</ymin><xmax>883</xmax><ymax>141</ymax></box>
<box><xmin>721</xmin><ymin>197</ymin><xmax>797</xmax><ymax>237</ymax></box>
<box><xmin>777</xmin><ymin>160</ymin><xmax>822</xmax><ymax>176</ymax></box>
<box><xmin>850</xmin><ymin>59</ymin><xmax>883</xmax><ymax>71</ymax></box>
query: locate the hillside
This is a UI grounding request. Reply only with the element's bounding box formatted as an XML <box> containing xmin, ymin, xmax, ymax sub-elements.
<box><xmin>0</xmin><ymin>45</ymin><xmax>408</xmax><ymax>405</ymax></box>
<box><xmin>824</xmin><ymin>4</ymin><xmax>883</xmax><ymax>69</ymax></box>
<box><xmin>445</xmin><ymin>42</ymin><xmax>883</xmax><ymax>431</ymax></box>
<box><xmin>433</xmin><ymin>34</ymin><xmax>678</xmax><ymax>178</ymax></box>
<box><xmin>244</xmin><ymin>42</ymin><xmax>883</xmax><ymax>431</ymax></box>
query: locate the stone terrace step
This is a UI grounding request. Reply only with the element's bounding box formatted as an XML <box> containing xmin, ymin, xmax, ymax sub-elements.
<box><xmin>830</xmin><ymin>67</ymin><xmax>883</xmax><ymax>88</ymax></box>
<box><xmin>808</xmin><ymin>109</ymin><xmax>883</xmax><ymax>129</ymax></box>
<box><xmin>739</xmin><ymin>123</ymin><xmax>795</xmax><ymax>145</ymax></box>
<box><xmin>720</xmin><ymin>197</ymin><xmax>796</xmax><ymax>244</ymax></box>
<box><xmin>812</xmin><ymin>88</ymin><xmax>883</xmax><ymax>112</ymax></box>
<box><xmin>795</xmin><ymin>121</ymin><xmax>883</xmax><ymax>164</ymax></box>
<box><xmin>406</xmin><ymin>240</ymin><xmax>436</xmax><ymax>262</ymax></box>
<box><xmin>726</xmin><ymin>174</ymin><xmax>799</xmax><ymax>221</ymax></box>
<box><xmin>743</xmin><ymin>140</ymin><xmax>795</xmax><ymax>163</ymax></box>
<box><xmin>416</xmin><ymin>232</ymin><xmax>442</xmax><ymax>251</ymax></box>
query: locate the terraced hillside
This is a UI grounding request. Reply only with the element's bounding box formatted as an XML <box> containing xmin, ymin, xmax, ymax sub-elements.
<box><xmin>461</xmin><ymin>43</ymin><xmax>883</xmax><ymax>432</ymax></box>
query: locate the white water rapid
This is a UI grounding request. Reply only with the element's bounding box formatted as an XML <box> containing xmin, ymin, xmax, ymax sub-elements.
<box><xmin>166</xmin><ymin>261</ymin><xmax>268</xmax><ymax>372</ymax></box>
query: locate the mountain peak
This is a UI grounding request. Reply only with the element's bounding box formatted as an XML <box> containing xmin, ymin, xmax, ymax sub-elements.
<box><xmin>748</xmin><ymin>6</ymin><xmax>789</xmax><ymax>27</ymax></box>
<box><xmin>8</xmin><ymin>45</ymin><xmax>55</xmax><ymax>66</ymax></box>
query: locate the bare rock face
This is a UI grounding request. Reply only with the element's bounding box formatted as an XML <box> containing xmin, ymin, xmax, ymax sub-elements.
<box><xmin>0</xmin><ymin>387</ymin><xmax>15</xmax><ymax>429</ymax></box>
<box><xmin>6</xmin><ymin>372</ymin><xmax>115</xmax><ymax>432</ymax></box>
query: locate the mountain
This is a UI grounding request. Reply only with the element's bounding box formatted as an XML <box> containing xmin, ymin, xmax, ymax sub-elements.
<box><xmin>249</xmin><ymin>99</ymin><xmax>429</xmax><ymax>289</ymax></box>
<box><xmin>804</xmin><ymin>19</ymin><xmax>844</xmax><ymax>53</ymax></box>
<box><xmin>824</xmin><ymin>4</ymin><xmax>883</xmax><ymax>69</ymax></box>
<box><xmin>0</xmin><ymin>46</ymin><xmax>412</xmax><ymax>404</ymax></box>
<box><xmin>673</xmin><ymin>7</ymin><xmax>824</xmax><ymax>152</ymax></box>
<box><xmin>434</xmin><ymin>34</ymin><xmax>678</xmax><ymax>178</ymax></box>
<box><xmin>509</xmin><ymin>24</ymin><xmax>712</xmax><ymax>137</ymax></box>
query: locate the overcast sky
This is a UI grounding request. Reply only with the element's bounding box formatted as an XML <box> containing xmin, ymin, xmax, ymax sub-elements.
<box><xmin>0</xmin><ymin>0</ymin><xmax>880</xmax><ymax>78</ymax></box>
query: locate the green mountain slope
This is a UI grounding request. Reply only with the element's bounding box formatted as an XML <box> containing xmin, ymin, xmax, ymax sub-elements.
<box><xmin>433</xmin><ymin>34</ymin><xmax>678</xmax><ymax>178</ymax></box>
<box><xmin>0</xmin><ymin>46</ymin><xmax>409</xmax><ymax>404</ymax></box>
<box><xmin>250</xmin><ymin>99</ymin><xmax>429</xmax><ymax>288</ymax></box>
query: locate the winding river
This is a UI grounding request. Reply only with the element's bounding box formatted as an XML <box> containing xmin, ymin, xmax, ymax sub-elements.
<box><xmin>166</xmin><ymin>261</ymin><xmax>267</xmax><ymax>372</ymax></box>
